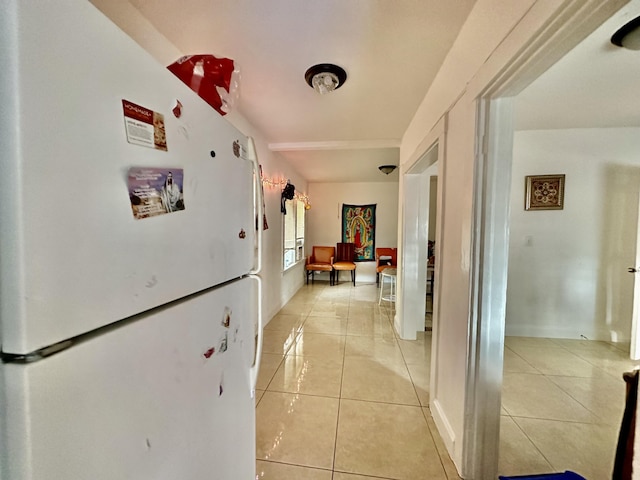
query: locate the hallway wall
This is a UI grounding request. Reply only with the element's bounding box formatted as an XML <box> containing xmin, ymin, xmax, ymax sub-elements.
<box><xmin>306</xmin><ymin>182</ymin><xmax>399</xmax><ymax>284</ymax></box>
<box><xmin>507</xmin><ymin>127</ymin><xmax>640</xmax><ymax>342</ymax></box>
<box><xmin>397</xmin><ymin>0</ymin><xmax>624</xmax><ymax>474</ymax></box>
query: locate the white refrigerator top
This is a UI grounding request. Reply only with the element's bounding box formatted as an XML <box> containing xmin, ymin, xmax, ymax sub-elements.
<box><xmin>0</xmin><ymin>0</ymin><xmax>260</xmax><ymax>355</ymax></box>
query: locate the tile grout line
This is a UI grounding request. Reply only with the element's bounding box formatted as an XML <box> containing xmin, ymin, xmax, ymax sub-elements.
<box><xmin>259</xmin><ymin>301</ymin><xmax>314</xmax><ymax>399</ymax></box>
<box><xmin>330</xmin><ymin>283</ymin><xmax>356</xmax><ymax>476</ymax></box>
<box><xmin>507</xmin><ymin>413</ymin><xmax>555</xmax><ymax>471</ymax></box>
<box><xmin>260</xmin><ymin>283</ymin><xmax>437</xmax><ymax>478</ymax></box>
<box><xmin>420</xmin><ymin>407</ymin><xmax>458</xmax><ymax>479</ymax></box>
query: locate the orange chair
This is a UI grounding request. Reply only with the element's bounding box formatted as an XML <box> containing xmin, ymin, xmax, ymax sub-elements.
<box><xmin>333</xmin><ymin>243</ymin><xmax>356</xmax><ymax>286</ymax></box>
<box><xmin>306</xmin><ymin>246</ymin><xmax>335</xmax><ymax>285</ymax></box>
<box><xmin>375</xmin><ymin>247</ymin><xmax>397</xmax><ymax>286</ymax></box>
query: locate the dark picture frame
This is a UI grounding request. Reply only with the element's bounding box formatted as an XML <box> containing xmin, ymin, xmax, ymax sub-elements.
<box><xmin>524</xmin><ymin>174</ymin><xmax>565</xmax><ymax>211</ymax></box>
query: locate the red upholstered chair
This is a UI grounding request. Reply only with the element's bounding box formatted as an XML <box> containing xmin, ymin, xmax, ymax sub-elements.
<box><xmin>306</xmin><ymin>246</ymin><xmax>335</xmax><ymax>285</ymax></box>
<box><xmin>333</xmin><ymin>242</ymin><xmax>356</xmax><ymax>286</ymax></box>
<box><xmin>375</xmin><ymin>247</ymin><xmax>397</xmax><ymax>286</ymax></box>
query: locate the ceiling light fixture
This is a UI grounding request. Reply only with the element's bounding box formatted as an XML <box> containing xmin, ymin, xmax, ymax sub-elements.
<box><xmin>305</xmin><ymin>63</ymin><xmax>347</xmax><ymax>95</ymax></box>
<box><xmin>611</xmin><ymin>15</ymin><xmax>640</xmax><ymax>50</ymax></box>
<box><xmin>378</xmin><ymin>165</ymin><xmax>397</xmax><ymax>175</ymax></box>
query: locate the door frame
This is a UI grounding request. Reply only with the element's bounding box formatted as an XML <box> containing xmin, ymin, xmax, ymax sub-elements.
<box><xmin>462</xmin><ymin>0</ymin><xmax>629</xmax><ymax>477</ymax></box>
<box><xmin>397</xmin><ymin>115</ymin><xmax>447</xmax><ymax>341</ymax></box>
<box><xmin>631</xmin><ymin>190</ymin><xmax>640</xmax><ymax>359</ymax></box>
<box><xmin>399</xmin><ymin>147</ymin><xmax>437</xmax><ymax>336</ymax></box>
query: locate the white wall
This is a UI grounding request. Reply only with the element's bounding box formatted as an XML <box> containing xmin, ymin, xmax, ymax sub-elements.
<box><xmin>225</xmin><ymin>114</ymin><xmax>308</xmax><ymax>320</ymax></box>
<box><xmin>307</xmin><ymin>182</ymin><xmax>399</xmax><ymax>284</ymax></box>
<box><xmin>89</xmin><ymin>0</ymin><xmax>307</xmax><ymax>323</ymax></box>
<box><xmin>398</xmin><ymin>0</ymin><xmax>600</xmax><ymax>473</ymax></box>
<box><xmin>398</xmin><ymin>1</ymin><xmax>538</xmax><ymax>467</ymax></box>
<box><xmin>507</xmin><ymin>128</ymin><xmax>640</xmax><ymax>342</ymax></box>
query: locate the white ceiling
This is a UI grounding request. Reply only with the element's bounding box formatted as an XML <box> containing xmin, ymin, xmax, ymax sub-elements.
<box><xmin>91</xmin><ymin>0</ymin><xmax>640</xmax><ymax>182</ymax></box>
<box><xmin>515</xmin><ymin>0</ymin><xmax>640</xmax><ymax>130</ymax></box>
<box><xmin>91</xmin><ymin>0</ymin><xmax>477</xmax><ymax>182</ymax></box>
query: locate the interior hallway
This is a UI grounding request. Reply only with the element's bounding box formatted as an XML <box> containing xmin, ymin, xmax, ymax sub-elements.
<box><xmin>254</xmin><ymin>281</ymin><xmax>636</xmax><ymax>479</ymax></box>
<box><xmin>254</xmin><ymin>281</ymin><xmax>458</xmax><ymax>479</ymax></box>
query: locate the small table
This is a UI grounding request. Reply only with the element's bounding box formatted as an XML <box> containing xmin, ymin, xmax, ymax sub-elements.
<box><xmin>378</xmin><ymin>267</ymin><xmax>397</xmax><ymax>305</ymax></box>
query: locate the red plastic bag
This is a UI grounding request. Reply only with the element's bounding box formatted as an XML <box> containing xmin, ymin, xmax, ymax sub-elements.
<box><xmin>167</xmin><ymin>54</ymin><xmax>240</xmax><ymax>116</ymax></box>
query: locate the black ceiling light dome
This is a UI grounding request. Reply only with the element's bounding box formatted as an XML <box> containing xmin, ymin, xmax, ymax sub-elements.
<box><xmin>378</xmin><ymin>165</ymin><xmax>397</xmax><ymax>175</ymax></box>
<box><xmin>305</xmin><ymin>63</ymin><xmax>347</xmax><ymax>95</ymax></box>
<box><xmin>611</xmin><ymin>15</ymin><xmax>640</xmax><ymax>50</ymax></box>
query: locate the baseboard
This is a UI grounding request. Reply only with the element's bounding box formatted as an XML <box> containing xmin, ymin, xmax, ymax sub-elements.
<box><xmin>430</xmin><ymin>398</ymin><xmax>457</xmax><ymax>466</ymax></box>
<box><xmin>505</xmin><ymin>324</ymin><xmax>628</xmax><ymax>342</ymax></box>
<box><xmin>393</xmin><ymin>314</ymin><xmax>403</xmax><ymax>339</ymax></box>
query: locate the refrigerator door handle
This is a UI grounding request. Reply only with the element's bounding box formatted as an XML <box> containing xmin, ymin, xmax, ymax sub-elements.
<box><xmin>248</xmin><ymin>273</ymin><xmax>263</xmax><ymax>398</ymax></box>
<box><xmin>246</xmin><ymin>137</ymin><xmax>263</xmax><ymax>275</ymax></box>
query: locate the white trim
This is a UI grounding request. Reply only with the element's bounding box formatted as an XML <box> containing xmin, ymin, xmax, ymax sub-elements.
<box><xmin>463</xmin><ymin>1</ymin><xmax>629</xmax><ymax>478</ymax></box>
<box><xmin>398</xmin><ymin>168</ymin><xmax>430</xmax><ymax>340</ymax></box>
<box><xmin>282</xmin><ymin>258</ymin><xmax>305</xmax><ymax>273</ymax></box>
<box><xmin>397</xmin><ymin>115</ymin><xmax>449</xmax><ymax>446</ymax></box>
<box><xmin>632</xmin><ymin>190</ymin><xmax>640</xmax><ymax>359</ymax></box>
<box><xmin>431</xmin><ymin>398</ymin><xmax>456</xmax><ymax>460</ymax></box>
<box><xmin>463</xmin><ymin>97</ymin><xmax>513</xmax><ymax>478</ymax></box>
<box><xmin>396</xmin><ymin>115</ymin><xmax>446</xmax><ymax>339</ymax></box>
<box><xmin>268</xmin><ymin>139</ymin><xmax>399</xmax><ymax>151</ymax></box>
<box><xmin>505</xmin><ymin>325</ymin><xmax>619</xmax><ymax>341</ymax></box>
<box><xmin>468</xmin><ymin>0</ymin><xmax>629</xmax><ymax>100</ymax></box>
<box><xmin>430</xmin><ymin>115</ymin><xmax>447</xmax><ymax>434</ymax></box>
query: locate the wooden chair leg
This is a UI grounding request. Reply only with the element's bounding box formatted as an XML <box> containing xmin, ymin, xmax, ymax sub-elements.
<box><xmin>351</xmin><ymin>269</ymin><xmax>355</xmax><ymax>286</ymax></box>
<box><xmin>614</xmin><ymin>370</ymin><xmax>639</xmax><ymax>480</ymax></box>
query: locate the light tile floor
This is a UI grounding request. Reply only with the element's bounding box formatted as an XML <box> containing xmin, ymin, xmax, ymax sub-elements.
<box><xmin>255</xmin><ymin>282</ymin><xmax>458</xmax><ymax>480</ymax></box>
<box><xmin>255</xmin><ymin>281</ymin><xmax>639</xmax><ymax>479</ymax></box>
<box><xmin>499</xmin><ymin>336</ymin><xmax>639</xmax><ymax>479</ymax></box>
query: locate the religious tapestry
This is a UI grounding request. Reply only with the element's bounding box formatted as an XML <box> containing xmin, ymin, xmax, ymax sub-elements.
<box><xmin>341</xmin><ymin>204</ymin><xmax>376</xmax><ymax>261</ymax></box>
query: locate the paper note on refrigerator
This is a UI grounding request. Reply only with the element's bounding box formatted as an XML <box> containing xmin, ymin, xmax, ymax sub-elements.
<box><xmin>122</xmin><ymin>99</ymin><xmax>168</xmax><ymax>151</ymax></box>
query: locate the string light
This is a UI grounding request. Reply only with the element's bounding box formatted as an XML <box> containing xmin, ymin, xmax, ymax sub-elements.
<box><xmin>261</xmin><ymin>174</ymin><xmax>311</xmax><ymax>209</ymax></box>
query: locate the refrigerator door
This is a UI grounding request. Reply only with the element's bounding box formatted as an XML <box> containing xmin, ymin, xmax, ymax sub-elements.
<box><xmin>0</xmin><ymin>277</ymin><xmax>257</xmax><ymax>480</ymax></box>
<box><xmin>0</xmin><ymin>0</ymin><xmax>259</xmax><ymax>354</ymax></box>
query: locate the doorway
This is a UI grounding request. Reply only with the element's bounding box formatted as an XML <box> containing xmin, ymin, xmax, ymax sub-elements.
<box><xmin>465</xmin><ymin>1</ymin><xmax>637</xmax><ymax>478</ymax></box>
<box><xmin>399</xmin><ymin>145</ymin><xmax>439</xmax><ymax>340</ymax></box>
<box><xmin>496</xmin><ymin>5</ymin><xmax>640</xmax><ymax>476</ymax></box>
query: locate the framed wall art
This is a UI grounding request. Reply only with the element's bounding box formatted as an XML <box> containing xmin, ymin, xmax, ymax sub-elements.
<box><xmin>524</xmin><ymin>174</ymin><xmax>565</xmax><ymax>211</ymax></box>
<box><xmin>342</xmin><ymin>204</ymin><xmax>376</xmax><ymax>261</ymax></box>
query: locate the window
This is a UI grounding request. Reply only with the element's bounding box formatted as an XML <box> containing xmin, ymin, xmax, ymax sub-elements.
<box><xmin>283</xmin><ymin>198</ymin><xmax>305</xmax><ymax>270</ymax></box>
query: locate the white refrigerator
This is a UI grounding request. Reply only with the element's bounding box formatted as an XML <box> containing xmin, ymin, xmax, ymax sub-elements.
<box><xmin>0</xmin><ymin>1</ymin><xmax>263</xmax><ymax>478</ymax></box>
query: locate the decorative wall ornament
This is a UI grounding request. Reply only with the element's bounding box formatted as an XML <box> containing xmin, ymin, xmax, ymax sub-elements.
<box><xmin>525</xmin><ymin>174</ymin><xmax>565</xmax><ymax>211</ymax></box>
<box><xmin>281</xmin><ymin>180</ymin><xmax>295</xmax><ymax>214</ymax></box>
<box><xmin>258</xmin><ymin>165</ymin><xmax>268</xmax><ymax>230</ymax></box>
<box><xmin>261</xmin><ymin>174</ymin><xmax>310</xmax><ymax>208</ymax></box>
<box><xmin>342</xmin><ymin>204</ymin><xmax>376</xmax><ymax>261</ymax></box>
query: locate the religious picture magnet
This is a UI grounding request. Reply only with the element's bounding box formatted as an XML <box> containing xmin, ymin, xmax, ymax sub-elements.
<box><xmin>128</xmin><ymin>167</ymin><xmax>185</xmax><ymax>219</ymax></box>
